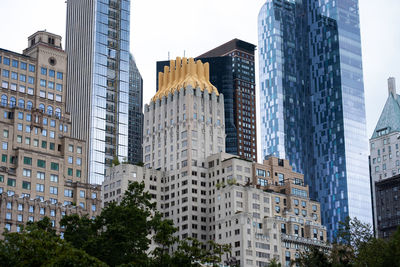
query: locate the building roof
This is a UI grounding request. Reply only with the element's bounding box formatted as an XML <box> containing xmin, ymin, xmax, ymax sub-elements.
<box><xmin>371</xmin><ymin>93</ymin><xmax>400</xmax><ymax>139</ymax></box>
<box><xmin>152</xmin><ymin>57</ymin><xmax>218</xmax><ymax>102</ymax></box>
<box><xmin>198</xmin><ymin>38</ymin><xmax>256</xmax><ymax>58</ymax></box>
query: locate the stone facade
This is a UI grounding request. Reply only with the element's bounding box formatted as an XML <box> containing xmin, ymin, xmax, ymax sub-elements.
<box><xmin>0</xmin><ymin>31</ymin><xmax>101</xmax><ymax>235</ymax></box>
<box><xmin>103</xmin><ymin>155</ymin><xmax>328</xmax><ymax>266</ymax></box>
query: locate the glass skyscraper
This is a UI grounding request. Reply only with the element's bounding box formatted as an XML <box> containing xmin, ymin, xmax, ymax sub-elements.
<box><xmin>258</xmin><ymin>0</ymin><xmax>371</xmax><ymax>240</ymax></box>
<box><xmin>128</xmin><ymin>54</ymin><xmax>143</xmax><ymax>164</ymax></box>
<box><xmin>66</xmin><ymin>0</ymin><xmax>130</xmax><ymax>184</ymax></box>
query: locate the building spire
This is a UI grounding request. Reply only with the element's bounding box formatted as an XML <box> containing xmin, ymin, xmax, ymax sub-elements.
<box><xmin>388</xmin><ymin>77</ymin><xmax>396</xmax><ymax>97</ymax></box>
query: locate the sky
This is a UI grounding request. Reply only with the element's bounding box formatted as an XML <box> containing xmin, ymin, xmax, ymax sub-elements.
<box><xmin>0</xmin><ymin>0</ymin><xmax>399</xmax><ymax>156</ymax></box>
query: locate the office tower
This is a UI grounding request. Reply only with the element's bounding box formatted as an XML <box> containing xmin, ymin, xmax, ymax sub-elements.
<box><xmin>144</xmin><ymin>57</ymin><xmax>225</xmax><ymax>242</ymax></box>
<box><xmin>157</xmin><ymin>39</ymin><xmax>257</xmax><ymax>161</ymax></box>
<box><xmin>0</xmin><ymin>31</ymin><xmax>101</xmax><ymax>234</ymax></box>
<box><xmin>369</xmin><ymin>77</ymin><xmax>400</xmax><ymax>237</ymax></box>
<box><xmin>258</xmin><ymin>0</ymin><xmax>371</xmax><ymax>239</ymax></box>
<box><xmin>128</xmin><ymin>54</ymin><xmax>143</xmax><ymax>164</ymax></box>
<box><xmin>66</xmin><ymin>0</ymin><xmax>131</xmax><ymax>184</ymax></box>
<box><xmin>103</xmin><ymin>155</ymin><xmax>328</xmax><ymax>266</ymax></box>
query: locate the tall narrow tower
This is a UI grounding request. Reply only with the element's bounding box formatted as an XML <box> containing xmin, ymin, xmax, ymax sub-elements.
<box><xmin>65</xmin><ymin>0</ymin><xmax>130</xmax><ymax>184</ymax></box>
<box><xmin>143</xmin><ymin>57</ymin><xmax>225</xmax><ymax>240</ymax></box>
<box><xmin>258</xmin><ymin>0</ymin><xmax>371</xmax><ymax>240</ymax></box>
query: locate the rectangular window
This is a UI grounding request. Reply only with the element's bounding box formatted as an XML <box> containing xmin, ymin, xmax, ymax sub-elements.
<box><xmin>28</xmin><ymin>76</ymin><xmax>34</xmax><ymax>84</ymax></box>
<box><xmin>36</xmin><ymin>184</ymin><xmax>44</xmax><ymax>192</ymax></box>
<box><xmin>48</xmin><ymin>81</ymin><xmax>54</xmax><ymax>89</ymax></box>
<box><xmin>50</xmin><ymin>174</ymin><xmax>58</xmax><ymax>182</ymax></box>
<box><xmin>49</xmin><ymin>70</ymin><xmax>55</xmax><ymax>77</ymax></box>
<box><xmin>64</xmin><ymin>189</ymin><xmax>73</xmax><ymax>197</ymax></box>
<box><xmin>56</xmin><ymin>83</ymin><xmax>62</xmax><ymax>91</ymax></box>
<box><xmin>3</xmin><ymin>57</ymin><xmax>10</xmax><ymax>65</ymax></box>
<box><xmin>57</xmin><ymin>72</ymin><xmax>63</xmax><ymax>80</ymax></box>
<box><xmin>29</xmin><ymin>64</ymin><xmax>35</xmax><ymax>72</ymax></box>
<box><xmin>68</xmin><ymin>168</ymin><xmax>73</xmax><ymax>176</ymax></box>
<box><xmin>76</xmin><ymin>170</ymin><xmax>81</xmax><ymax>178</ymax></box>
<box><xmin>51</xmin><ymin>162</ymin><xmax>59</xmax><ymax>171</ymax></box>
<box><xmin>12</xmin><ymin>59</ymin><xmax>18</xmax><ymax>68</ymax></box>
<box><xmin>24</xmin><ymin>157</ymin><xmax>32</xmax><ymax>165</ymax></box>
<box><xmin>20</xmin><ymin>62</ymin><xmax>27</xmax><ymax>70</ymax></box>
<box><xmin>37</xmin><ymin>172</ymin><xmax>45</xmax><ymax>180</ymax></box>
<box><xmin>22</xmin><ymin>181</ymin><xmax>31</xmax><ymax>190</ymax></box>
<box><xmin>7</xmin><ymin>178</ymin><xmax>16</xmax><ymax>187</ymax></box>
<box><xmin>41</xmin><ymin>67</ymin><xmax>47</xmax><ymax>75</ymax></box>
<box><xmin>50</xmin><ymin>186</ymin><xmax>58</xmax><ymax>195</ymax></box>
<box><xmin>37</xmin><ymin>159</ymin><xmax>46</xmax><ymax>168</ymax></box>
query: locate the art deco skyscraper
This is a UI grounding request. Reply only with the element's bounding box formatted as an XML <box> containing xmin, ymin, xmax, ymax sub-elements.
<box><xmin>157</xmin><ymin>39</ymin><xmax>257</xmax><ymax>161</ymax></box>
<box><xmin>66</xmin><ymin>0</ymin><xmax>130</xmax><ymax>184</ymax></box>
<box><xmin>128</xmin><ymin>54</ymin><xmax>143</xmax><ymax>164</ymax></box>
<box><xmin>258</xmin><ymin>0</ymin><xmax>371</xmax><ymax>239</ymax></box>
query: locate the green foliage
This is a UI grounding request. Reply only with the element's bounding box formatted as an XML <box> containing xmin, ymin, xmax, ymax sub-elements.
<box><xmin>112</xmin><ymin>156</ymin><xmax>121</xmax><ymax>166</ymax></box>
<box><xmin>0</xmin><ymin>217</ymin><xmax>106</xmax><ymax>267</ymax></box>
<box><xmin>268</xmin><ymin>258</ymin><xmax>282</xmax><ymax>267</ymax></box>
<box><xmin>61</xmin><ymin>181</ymin><xmax>154</xmax><ymax>266</ymax></box>
<box><xmin>292</xmin><ymin>218</ymin><xmax>400</xmax><ymax>267</ymax></box>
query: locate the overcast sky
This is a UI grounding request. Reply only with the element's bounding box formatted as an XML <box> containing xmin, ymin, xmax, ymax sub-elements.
<box><xmin>1</xmin><ymin>0</ymin><xmax>399</xmax><ymax>152</ymax></box>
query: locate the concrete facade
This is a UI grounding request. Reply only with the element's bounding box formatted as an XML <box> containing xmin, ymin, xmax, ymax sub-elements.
<box><xmin>0</xmin><ymin>31</ymin><xmax>101</xmax><ymax>235</ymax></box>
<box><xmin>370</xmin><ymin>77</ymin><xmax>400</xmax><ymax>235</ymax></box>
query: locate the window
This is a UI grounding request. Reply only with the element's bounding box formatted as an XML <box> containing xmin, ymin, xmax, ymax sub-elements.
<box><xmin>77</xmin><ymin>147</ymin><xmax>82</xmax><ymax>154</ymax></box>
<box><xmin>76</xmin><ymin>158</ymin><xmax>82</xmax><ymax>166</ymax></box>
<box><xmin>41</xmin><ymin>141</ymin><xmax>47</xmax><ymax>148</ymax></box>
<box><xmin>23</xmin><ymin>169</ymin><xmax>31</xmax><ymax>177</ymax></box>
<box><xmin>76</xmin><ymin>170</ymin><xmax>82</xmax><ymax>178</ymax></box>
<box><xmin>22</xmin><ymin>181</ymin><xmax>31</xmax><ymax>190</ymax></box>
<box><xmin>24</xmin><ymin>157</ymin><xmax>32</xmax><ymax>165</ymax></box>
<box><xmin>37</xmin><ymin>159</ymin><xmax>46</xmax><ymax>168</ymax></box>
<box><xmin>7</xmin><ymin>178</ymin><xmax>16</xmax><ymax>187</ymax></box>
<box><xmin>37</xmin><ymin>172</ymin><xmax>45</xmax><ymax>180</ymax></box>
<box><xmin>49</xmin><ymin>70</ymin><xmax>55</xmax><ymax>77</ymax></box>
<box><xmin>92</xmin><ymin>204</ymin><xmax>97</xmax><ymax>211</ymax></box>
<box><xmin>50</xmin><ymin>186</ymin><xmax>58</xmax><ymax>195</ymax></box>
<box><xmin>41</xmin><ymin>67</ymin><xmax>47</xmax><ymax>75</ymax></box>
<box><xmin>29</xmin><ymin>64</ymin><xmax>35</xmax><ymax>72</ymax></box>
<box><xmin>12</xmin><ymin>59</ymin><xmax>18</xmax><ymax>68</ymax></box>
<box><xmin>2</xmin><ymin>142</ymin><xmax>8</xmax><ymax>150</ymax></box>
<box><xmin>68</xmin><ymin>156</ymin><xmax>73</xmax><ymax>164</ymax></box>
<box><xmin>68</xmin><ymin>168</ymin><xmax>73</xmax><ymax>176</ymax></box>
<box><xmin>36</xmin><ymin>184</ymin><xmax>44</xmax><ymax>192</ymax></box>
<box><xmin>51</xmin><ymin>162</ymin><xmax>59</xmax><ymax>171</ymax></box>
<box><xmin>50</xmin><ymin>174</ymin><xmax>58</xmax><ymax>183</ymax></box>
<box><xmin>56</xmin><ymin>83</ymin><xmax>62</xmax><ymax>92</ymax></box>
<box><xmin>40</xmin><ymin>79</ymin><xmax>46</xmax><ymax>87</ymax></box>
<box><xmin>64</xmin><ymin>189</ymin><xmax>73</xmax><ymax>198</ymax></box>
<box><xmin>20</xmin><ymin>62</ymin><xmax>27</xmax><ymax>70</ymax></box>
<box><xmin>57</xmin><ymin>72</ymin><xmax>63</xmax><ymax>80</ymax></box>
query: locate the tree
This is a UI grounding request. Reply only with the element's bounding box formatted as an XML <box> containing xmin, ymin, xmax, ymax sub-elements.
<box><xmin>0</xmin><ymin>217</ymin><xmax>106</xmax><ymax>267</ymax></box>
<box><xmin>61</xmin><ymin>181</ymin><xmax>156</xmax><ymax>266</ymax></box>
<box><xmin>269</xmin><ymin>258</ymin><xmax>282</xmax><ymax>267</ymax></box>
<box><xmin>292</xmin><ymin>246</ymin><xmax>331</xmax><ymax>267</ymax></box>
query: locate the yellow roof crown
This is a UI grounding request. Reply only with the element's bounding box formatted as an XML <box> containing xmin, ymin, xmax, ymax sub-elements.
<box><xmin>152</xmin><ymin>57</ymin><xmax>219</xmax><ymax>102</ymax></box>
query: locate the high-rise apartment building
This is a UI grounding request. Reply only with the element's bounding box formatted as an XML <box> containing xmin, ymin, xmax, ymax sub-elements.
<box><xmin>156</xmin><ymin>39</ymin><xmax>257</xmax><ymax>161</ymax></box>
<box><xmin>66</xmin><ymin>0</ymin><xmax>131</xmax><ymax>184</ymax></box>
<box><xmin>369</xmin><ymin>77</ymin><xmax>400</xmax><ymax>237</ymax></box>
<box><xmin>144</xmin><ymin>57</ymin><xmax>225</xmax><ymax>242</ymax></box>
<box><xmin>128</xmin><ymin>54</ymin><xmax>143</xmax><ymax>164</ymax></box>
<box><xmin>0</xmin><ymin>31</ymin><xmax>101</xmax><ymax>234</ymax></box>
<box><xmin>258</xmin><ymin>0</ymin><xmax>371</xmax><ymax>239</ymax></box>
<box><xmin>103</xmin><ymin>155</ymin><xmax>328</xmax><ymax>266</ymax></box>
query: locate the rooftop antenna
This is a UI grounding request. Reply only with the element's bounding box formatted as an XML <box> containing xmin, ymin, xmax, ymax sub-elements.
<box><xmin>168</xmin><ymin>51</ymin><xmax>170</xmax><ymax>60</ymax></box>
<box><xmin>184</xmin><ymin>50</ymin><xmax>186</xmax><ymax>57</ymax></box>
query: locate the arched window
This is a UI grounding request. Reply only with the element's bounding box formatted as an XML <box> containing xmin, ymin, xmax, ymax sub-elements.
<box><xmin>27</xmin><ymin>101</ymin><xmax>33</xmax><ymax>110</ymax></box>
<box><xmin>18</xmin><ymin>99</ymin><xmax>25</xmax><ymax>109</ymax></box>
<box><xmin>47</xmin><ymin>105</ymin><xmax>53</xmax><ymax>116</ymax></box>
<box><xmin>9</xmin><ymin>97</ymin><xmax>16</xmax><ymax>108</ymax></box>
<box><xmin>55</xmin><ymin>108</ymin><xmax>61</xmax><ymax>118</ymax></box>
<box><xmin>1</xmin><ymin>95</ymin><xmax>7</xmax><ymax>107</ymax></box>
<box><xmin>39</xmin><ymin>104</ymin><xmax>45</xmax><ymax>112</ymax></box>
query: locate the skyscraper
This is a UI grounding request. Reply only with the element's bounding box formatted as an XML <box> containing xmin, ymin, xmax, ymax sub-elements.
<box><xmin>258</xmin><ymin>0</ymin><xmax>371</xmax><ymax>239</ymax></box>
<box><xmin>128</xmin><ymin>54</ymin><xmax>143</xmax><ymax>164</ymax></box>
<box><xmin>66</xmin><ymin>0</ymin><xmax>131</xmax><ymax>184</ymax></box>
<box><xmin>198</xmin><ymin>39</ymin><xmax>257</xmax><ymax>161</ymax></box>
<box><xmin>369</xmin><ymin>77</ymin><xmax>400</xmax><ymax>237</ymax></box>
<box><xmin>157</xmin><ymin>39</ymin><xmax>257</xmax><ymax>161</ymax></box>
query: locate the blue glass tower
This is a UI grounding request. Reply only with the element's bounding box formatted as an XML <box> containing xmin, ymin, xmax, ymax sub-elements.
<box><xmin>258</xmin><ymin>0</ymin><xmax>371</xmax><ymax>240</ymax></box>
<box><xmin>66</xmin><ymin>0</ymin><xmax>130</xmax><ymax>184</ymax></box>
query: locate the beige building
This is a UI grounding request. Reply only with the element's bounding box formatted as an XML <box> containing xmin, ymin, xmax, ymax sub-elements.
<box><xmin>0</xmin><ymin>31</ymin><xmax>101</xmax><ymax>234</ymax></box>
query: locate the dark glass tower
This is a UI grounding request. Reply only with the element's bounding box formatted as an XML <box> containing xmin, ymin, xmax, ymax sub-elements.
<box><xmin>258</xmin><ymin>0</ymin><xmax>371</xmax><ymax>240</ymax></box>
<box><xmin>156</xmin><ymin>39</ymin><xmax>257</xmax><ymax>161</ymax></box>
<box><xmin>128</xmin><ymin>54</ymin><xmax>143</xmax><ymax>164</ymax></box>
